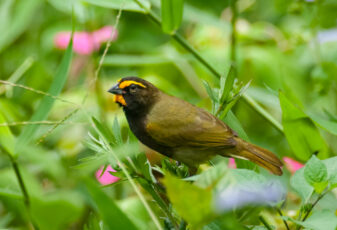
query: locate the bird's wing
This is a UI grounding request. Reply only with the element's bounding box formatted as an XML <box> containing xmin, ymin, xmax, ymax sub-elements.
<box><xmin>145</xmin><ymin>95</ymin><xmax>236</xmax><ymax>148</ymax></box>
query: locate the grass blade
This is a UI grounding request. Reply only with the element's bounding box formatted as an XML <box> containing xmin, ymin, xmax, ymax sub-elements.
<box><xmin>85</xmin><ymin>178</ymin><xmax>139</xmax><ymax>230</ymax></box>
<box><xmin>0</xmin><ymin>112</ymin><xmax>15</xmax><ymax>156</ymax></box>
<box><xmin>161</xmin><ymin>0</ymin><xmax>184</xmax><ymax>34</ymax></box>
<box><xmin>219</xmin><ymin>65</ymin><xmax>235</xmax><ymax>104</ymax></box>
<box><xmin>0</xmin><ymin>0</ymin><xmax>42</xmax><ymax>52</ymax></box>
<box><xmin>15</xmin><ymin>39</ymin><xmax>73</xmax><ymax>154</ymax></box>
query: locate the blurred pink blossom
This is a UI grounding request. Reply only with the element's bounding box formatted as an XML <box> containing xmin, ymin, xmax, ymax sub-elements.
<box><xmin>92</xmin><ymin>26</ymin><xmax>117</xmax><ymax>49</ymax></box>
<box><xmin>228</xmin><ymin>158</ymin><xmax>237</xmax><ymax>169</ymax></box>
<box><xmin>96</xmin><ymin>165</ymin><xmax>120</xmax><ymax>185</ymax></box>
<box><xmin>54</xmin><ymin>26</ymin><xmax>117</xmax><ymax>55</ymax></box>
<box><xmin>283</xmin><ymin>157</ymin><xmax>304</xmax><ymax>174</ymax></box>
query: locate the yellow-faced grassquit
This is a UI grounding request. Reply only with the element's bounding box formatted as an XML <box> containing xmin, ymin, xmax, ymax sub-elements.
<box><xmin>108</xmin><ymin>77</ymin><xmax>283</xmax><ymax>175</ymax></box>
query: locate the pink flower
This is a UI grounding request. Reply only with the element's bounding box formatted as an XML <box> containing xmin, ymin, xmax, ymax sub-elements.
<box><xmin>283</xmin><ymin>157</ymin><xmax>304</xmax><ymax>174</ymax></box>
<box><xmin>92</xmin><ymin>26</ymin><xmax>118</xmax><ymax>49</ymax></box>
<box><xmin>95</xmin><ymin>165</ymin><xmax>120</xmax><ymax>185</ymax></box>
<box><xmin>228</xmin><ymin>158</ymin><xmax>237</xmax><ymax>169</ymax></box>
<box><xmin>54</xmin><ymin>26</ymin><xmax>117</xmax><ymax>55</ymax></box>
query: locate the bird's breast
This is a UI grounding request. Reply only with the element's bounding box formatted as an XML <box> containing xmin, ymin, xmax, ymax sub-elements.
<box><xmin>124</xmin><ymin>110</ymin><xmax>172</xmax><ymax>157</ymax></box>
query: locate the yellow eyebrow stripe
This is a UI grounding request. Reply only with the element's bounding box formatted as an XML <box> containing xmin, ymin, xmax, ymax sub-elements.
<box><xmin>119</xmin><ymin>80</ymin><xmax>146</xmax><ymax>89</ymax></box>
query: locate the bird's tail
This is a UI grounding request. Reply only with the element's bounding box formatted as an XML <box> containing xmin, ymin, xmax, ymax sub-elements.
<box><xmin>230</xmin><ymin>138</ymin><xmax>283</xmax><ymax>176</ymax></box>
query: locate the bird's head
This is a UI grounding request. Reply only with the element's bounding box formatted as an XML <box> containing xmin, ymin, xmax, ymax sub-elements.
<box><xmin>108</xmin><ymin>77</ymin><xmax>159</xmax><ymax>113</ymax></box>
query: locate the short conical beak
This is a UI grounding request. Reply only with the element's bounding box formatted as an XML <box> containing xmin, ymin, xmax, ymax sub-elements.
<box><xmin>108</xmin><ymin>84</ymin><xmax>123</xmax><ymax>95</ymax></box>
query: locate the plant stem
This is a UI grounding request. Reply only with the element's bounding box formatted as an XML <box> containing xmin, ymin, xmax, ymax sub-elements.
<box><xmin>91</xmin><ymin>122</ymin><xmax>163</xmax><ymax>230</ymax></box>
<box><xmin>11</xmin><ymin>160</ymin><xmax>30</xmax><ymax>207</ymax></box>
<box><xmin>276</xmin><ymin>208</ymin><xmax>290</xmax><ymax>230</ymax></box>
<box><xmin>230</xmin><ymin>0</ymin><xmax>237</xmax><ymax>67</ymax></box>
<box><xmin>133</xmin><ymin>172</ymin><xmax>178</xmax><ymax>228</ymax></box>
<box><xmin>296</xmin><ymin>192</ymin><xmax>326</xmax><ymax>230</ymax></box>
<box><xmin>9</xmin><ymin>156</ymin><xmax>36</xmax><ymax>230</ymax></box>
<box><xmin>259</xmin><ymin>216</ymin><xmax>273</xmax><ymax>230</ymax></box>
<box><xmin>302</xmin><ymin>193</ymin><xmax>325</xmax><ymax>220</ymax></box>
<box><xmin>242</xmin><ymin>94</ymin><xmax>284</xmax><ymax>133</ymax></box>
<box><xmin>133</xmin><ymin>0</ymin><xmax>284</xmax><ymax>134</ymax></box>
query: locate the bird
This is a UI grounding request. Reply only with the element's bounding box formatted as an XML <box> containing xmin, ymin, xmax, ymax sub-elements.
<box><xmin>108</xmin><ymin>77</ymin><xmax>283</xmax><ymax>175</ymax></box>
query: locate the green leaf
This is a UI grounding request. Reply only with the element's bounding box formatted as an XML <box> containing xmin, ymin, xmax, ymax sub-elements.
<box><xmin>193</xmin><ymin>163</ymin><xmax>228</xmax><ymax>189</ymax></box>
<box><xmin>92</xmin><ymin>117</ymin><xmax>115</xmax><ymax>145</ymax></box>
<box><xmin>80</xmin><ymin>0</ymin><xmax>150</xmax><ymax>13</ymax></box>
<box><xmin>0</xmin><ymin>213</ymin><xmax>14</xmax><ymax>228</ymax></box>
<box><xmin>222</xmin><ymin>111</ymin><xmax>249</xmax><ymax>141</ymax></box>
<box><xmin>163</xmin><ymin>173</ymin><xmax>214</xmax><ymax>227</ymax></box>
<box><xmin>132</xmin><ymin>153</ymin><xmax>156</xmax><ymax>182</ymax></box>
<box><xmin>204</xmin><ymin>214</ymin><xmax>246</xmax><ymax>230</ymax></box>
<box><xmin>309</xmin><ymin>113</ymin><xmax>337</xmax><ymax>136</ymax></box>
<box><xmin>83</xmin><ymin>213</ymin><xmax>101</xmax><ymax>230</ymax></box>
<box><xmin>0</xmin><ymin>112</ymin><xmax>15</xmax><ymax>156</ymax></box>
<box><xmin>323</xmin><ymin>109</ymin><xmax>337</xmax><ymax>122</ymax></box>
<box><xmin>285</xmin><ymin>210</ymin><xmax>337</xmax><ymax>230</ymax></box>
<box><xmin>216</xmin><ymin>169</ymin><xmax>268</xmax><ymax>191</ymax></box>
<box><xmin>302</xmin><ymin>210</ymin><xmax>337</xmax><ymax>230</ymax></box>
<box><xmin>219</xmin><ymin>81</ymin><xmax>251</xmax><ymax>119</ymax></box>
<box><xmin>161</xmin><ymin>0</ymin><xmax>184</xmax><ymax>34</ymax></box>
<box><xmin>323</xmin><ymin>156</ymin><xmax>337</xmax><ymax>188</ymax></box>
<box><xmin>249</xmin><ymin>226</ymin><xmax>274</xmax><ymax>230</ymax></box>
<box><xmin>202</xmin><ymin>80</ymin><xmax>217</xmax><ymax>103</ymax></box>
<box><xmin>31</xmin><ymin>191</ymin><xmax>84</xmax><ymax>230</ymax></box>
<box><xmin>290</xmin><ymin>168</ymin><xmax>313</xmax><ymax>202</ymax></box>
<box><xmin>112</xmin><ymin>117</ymin><xmax>123</xmax><ymax>145</ymax></box>
<box><xmin>304</xmin><ymin>155</ymin><xmax>328</xmax><ymax>193</ymax></box>
<box><xmin>231</xmin><ymin>169</ymin><xmax>267</xmax><ymax>184</ymax></box>
<box><xmin>279</xmin><ymin>92</ymin><xmax>328</xmax><ymax>161</ymax></box>
<box><xmin>219</xmin><ymin>65</ymin><xmax>235</xmax><ymax>105</ymax></box>
<box><xmin>85</xmin><ymin>179</ymin><xmax>139</xmax><ymax>230</ymax></box>
<box><xmin>15</xmin><ymin>39</ymin><xmax>73</xmax><ymax>154</ymax></box>
<box><xmin>0</xmin><ymin>187</ymin><xmax>22</xmax><ymax>200</ymax></box>
<box><xmin>0</xmin><ymin>0</ymin><xmax>42</xmax><ymax>52</ymax></box>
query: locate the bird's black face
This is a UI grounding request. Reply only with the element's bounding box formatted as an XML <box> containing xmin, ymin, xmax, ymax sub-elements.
<box><xmin>108</xmin><ymin>77</ymin><xmax>158</xmax><ymax>113</ymax></box>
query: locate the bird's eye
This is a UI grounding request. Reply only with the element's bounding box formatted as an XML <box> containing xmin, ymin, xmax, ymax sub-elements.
<box><xmin>129</xmin><ymin>84</ymin><xmax>137</xmax><ymax>93</ymax></box>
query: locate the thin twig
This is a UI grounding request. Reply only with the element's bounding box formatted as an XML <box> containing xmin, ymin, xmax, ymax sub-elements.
<box><xmin>259</xmin><ymin>216</ymin><xmax>273</xmax><ymax>230</ymax></box>
<box><xmin>10</xmin><ymin>157</ymin><xmax>36</xmax><ymax>230</ymax></box>
<box><xmin>276</xmin><ymin>208</ymin><xmax>290</xmax><ymax>230</ymax></box>
<box><xmin>242</xmin><ymin>94</ymin><xmax>284</xmax><ymax>133</ymax></box>
<box><xmin>0</xmin><ymin>57</ymin><xmax>34</xmax><ymax>94</ymax></box>
<box><xmin>11</xmin><ymin>160</ymin><xmax>30</xmax><ymax>207</ymax></box>
<box><xmin>0</xmin><ymin>80</ymin><xmax>79</xmax><ymax>106</ymax></box>
<box><xmin>36</xmin><ymin>108</ymin><xmax>83</xmax><ymax>145</ymax></box>
<box><xmin>25</xmin><ymin>4</ymin><xmax>124</xmax><ymax>145</ymax></box>
<box><xmin>133</xmin><ymin>0</ymin><xmax>284</xmax><ymax>133</ymax></box>
<box><xmin>302</xmin><ymin>193</ymin><xmax>325</xmax><ymax>221</ymax></box>
<box><xmin>296</xmin><ymin>192</ymin><xmax>326</xmax><ymax>230</ymax></box>
<box><xmin>81</xmin><ymin>3</ymin><xmax>123</xmax><ymax>105</ymax></box>
<box><xmin>0</xmin><ymin>120</ymin><xmax>86</xmax><ymax>127</ymax></box>
<box><xmin>134</xmin><ymin>172</ymin><xmax>178</xmax><ymax>228</ymax></box>
<box><xmin>230</xmin><ymin>0</ymin><xmax>237</xmax><ymax>67</ymax></box>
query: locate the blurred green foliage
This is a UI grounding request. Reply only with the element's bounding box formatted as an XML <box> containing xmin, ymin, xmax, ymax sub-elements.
<box><xmin>0</xmin><ymin>0</ymin><xmax>337</xmax><ymax>229</ymax></box>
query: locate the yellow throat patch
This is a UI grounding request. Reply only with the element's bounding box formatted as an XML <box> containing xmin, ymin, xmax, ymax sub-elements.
<box><xmin>113</xmin><ymin>94</ymin><xmax>126</xmax><ymax>106</ymax></box>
